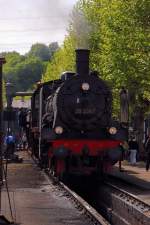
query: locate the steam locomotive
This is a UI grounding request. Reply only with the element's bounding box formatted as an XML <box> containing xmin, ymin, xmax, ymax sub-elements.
<box><xmin>30</xmin><ymin>49</ymin><xmax>127</xmax><ymax>178</ymax></box>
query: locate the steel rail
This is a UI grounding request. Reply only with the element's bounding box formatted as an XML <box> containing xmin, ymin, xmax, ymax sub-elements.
<box><xmin>104</xmin><ymin>181</ymin><xmax>150</xmax><ymax>215</ymax></box>
<box><xmin>59</xmin><ymin>181</ymin><xmax>110</xmax><ymax>225</ymax></box>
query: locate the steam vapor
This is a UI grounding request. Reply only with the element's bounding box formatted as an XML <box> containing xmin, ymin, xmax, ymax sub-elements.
<box><xmin>70</xmin><ymin>7</ymin><xmax>92</xmax><ymax>49</ymax></box>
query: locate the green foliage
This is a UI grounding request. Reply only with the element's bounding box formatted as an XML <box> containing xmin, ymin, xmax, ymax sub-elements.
<box><xmin>49</xmin><ymin>42</ymin><xmax>59</xmax><ymax>58</ymax></box>
<box><xmin>3</xmin><ymin>52</ymin><xmax>44</xmax><ymax>92</ymax></box>
<box><xmin>71</xmin><ymin>0</ymin><xmax>150</xmax><ymax>116</ymax></box>
<box><xmin>27</xmin><ymin>43</ymin><xmax>51</xmax><ymax>61</ymax></box>
<box><xmin>14</xmin><ymin>96</ymin><xmax>31</xmax><ymax>100</ymax></box>
<box><xmin>1</xmin><ymin>1</ymin><xmax>149</xmax><ymax>119</ymax></box>
<box><xmin>14</xmin><ymin>57</ymin><xmax>44</xmax><ymax>91</ymax></box>
<box><xmin>2</xmin><ymin>42</ymin><xmax>59</xmax><ymax>92</ymax></box>
<box><xmin>3</xmin><ymin>52</ymin><xmax>24</xmax><ymax>82</ymax></box>
<box><xmin>43</xmin><ymin>37</ymin><xmax>76</xmax><ymax>82</ymax></box>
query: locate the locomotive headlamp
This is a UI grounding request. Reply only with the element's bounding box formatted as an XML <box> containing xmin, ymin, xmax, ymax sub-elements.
<box><xmin>55</xmin><ymin>126</ymin><xmax>63</xmax><ymax>134</ymax></box>
<box><xmin>81</xmin><ymin>83</ymin><xmax>90</xmax><ymax>91</ymax></box>
<box><xmin>109</xmin><ymin>127</ymin><xmax>117</xmax><ymax>135</ymax></box>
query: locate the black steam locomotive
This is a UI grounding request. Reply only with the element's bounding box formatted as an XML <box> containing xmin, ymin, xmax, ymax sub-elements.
<box><xmin>30</xmin><ymin>49</ymin><xmax>127</xmax><ymax>177</ymax></box>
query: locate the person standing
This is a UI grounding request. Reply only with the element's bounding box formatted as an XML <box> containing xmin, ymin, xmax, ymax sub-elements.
<box><xmin>22</xmin><ymin>133</ymin><xmax>27</xmax><ymax>150</ymax></box>
<box><xmin>5</xmin><ymin>133</ymin><xmax>15</xmax><ymax>159</ymax></box>
<box><xmin>144</xmin><ymin>135</ymin><xmax>150</xmax><ymax>171</ymax></box>
<box><xmin>128</xmin><ymin>137</ymin><xmax>138</xmax><ymax>165</ymax></box>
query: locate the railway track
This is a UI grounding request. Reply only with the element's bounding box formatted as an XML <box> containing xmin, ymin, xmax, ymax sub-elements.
<box><xmin>64</xmin><ymin>176</ymin><xmax>150</xmax><ymax>225</ymax></box>
<box><xmin>48</xmin><ymin>173</ymin><xmax>110</xmax><ymax>225</ymax></box>
<box><xmin>55</xmin><ymin>175</ymin><xmax>150</xmax><ymax>225</ymax></box>
<box><xmin>31</xmin><ymin>152</ymin><xmax>150</xmax><ymax>225</ymax></box>
<box><xmin>47</xmin><ymin>174</ymin><xmax>150</xmax><ymax>225</ymax></box>
<box><xmin>31</xmin><ymin>152</ymin><xmax>110</xmax><ymax>225</ymax></box>
<box><xmin>105</xmin><ymin>181</ymin><xmax>150</xmax><ymax>214</ymax></box>
<box><xmin>60</xmin><ymin>181</ymin><xmax>111</xmax><ymax>225</ymax></box>
<box><xmin>97</xmin><ymin>181</ymin><xmax>150</xmax><ymax>225</ymax></box>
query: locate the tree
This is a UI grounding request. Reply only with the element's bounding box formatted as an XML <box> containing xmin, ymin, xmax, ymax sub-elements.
<box><xmin>14</xmin><ymin>57</ymin><xmax>44</xmax><ymax>91</ymax></box>
<box><xmin>3</xmin><ymin>52</ymin><xmax>25</xmax><ymax>90</ymax></box>
<box><xmin>3</xmin><ymin>51</ymin><xmax>46</xmax><ymax>92</ymax></box>
<box><xmin>75</xmin><ymin>0</ymin><xmax>150</xmax><ymax>115</ymax></box>
<box><xmin>43</xmin><ymin>0</ymin><xmax>150</xmax><ymax>120</ymax></box>
<box><xmin>3</xmin><ymin>52</ymin><xmax>24</xmax><ymax>79</ymax></box>
<box><xmin>27</xmin><ymin>43</ymin><xmax>50</xmax><ymax>61</ymax></box>
<box><xmin>49</xmin><ymin>42</ymin><xmax>59</xmax><ymax>57</ymax></box>
<box><xmin>72</xmin><ymin>0</ymin><xmax>150</xmax><ymax>151</ymax></box>
<box><xmin>43</xmin><ymin>37</ymin><xmax>76</xmax><ymax>82</ymax></box>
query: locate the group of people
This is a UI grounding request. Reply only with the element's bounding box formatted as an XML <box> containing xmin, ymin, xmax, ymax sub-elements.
<box><xmin>4</xmin><ymin>131</ymin><xmax>150</xmax><ymax>170</ymax></box>
<box><xmin>127</xmin><ymin>135</ymin><xmax>150</xmax><ymax>171</ymax></box>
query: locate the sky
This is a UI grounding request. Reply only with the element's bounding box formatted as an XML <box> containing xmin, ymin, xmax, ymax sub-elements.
<box><xmin>0</xmin><ymin>0</ymin><xmax>78</xmax><ymax>54</ymax></box>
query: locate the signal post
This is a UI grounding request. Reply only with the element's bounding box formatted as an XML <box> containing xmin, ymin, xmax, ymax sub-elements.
<box><xmin>0</xmin><ymin>57</ymin><xmax>13</xmax><ymax>224</ymax></box>
<box><xmin>0</xmin><ymin>57</ymin><xmax>6</xmax><ymax>186</ymax></box>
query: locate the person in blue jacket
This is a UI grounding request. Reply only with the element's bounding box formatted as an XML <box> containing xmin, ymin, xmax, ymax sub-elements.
<box><xmin>4</xmin><ymin>133</ymin><xmax>15</xmax><ymax>159</ymax></box>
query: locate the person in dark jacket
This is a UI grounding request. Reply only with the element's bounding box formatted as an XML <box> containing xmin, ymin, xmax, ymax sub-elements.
<box><xmin>144</xmin><ymin>135</ymin><xmax>150</xmax><ymax>171</ymax></box>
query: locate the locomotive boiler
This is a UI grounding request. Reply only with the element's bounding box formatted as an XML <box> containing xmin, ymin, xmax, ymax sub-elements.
<box><xmin>30</xmin><ymin>49</ymin><xmax>127</xmax><ymax>178</ymax></box>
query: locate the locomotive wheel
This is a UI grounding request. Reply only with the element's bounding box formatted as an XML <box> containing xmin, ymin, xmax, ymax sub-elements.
<box><xmin>48</xmin><ymin>158</ymin><xmax>52</xmax><ymax>173</ymax></box>
<box><xmin>55</xmin><ymin>159</ymin><xmax>65</xmax><ymax>178</ymax></box>
<box><xmin>93</xmin><ymin>156</ymin><xmax>105</xmax><ymax>180</ymax></box>
<box><xmin>49</xmin><ymin>158</ymin><xmax>68</xmax><ymax>181</ymax></box>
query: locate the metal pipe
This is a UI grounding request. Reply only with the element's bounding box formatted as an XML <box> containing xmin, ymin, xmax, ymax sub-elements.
<box><xmin>0</xmin><ymin>57</ymin><xmax>6</xmax><ymax>214</ymax></box>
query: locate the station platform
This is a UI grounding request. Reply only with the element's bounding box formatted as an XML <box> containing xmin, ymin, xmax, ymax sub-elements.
<box><xmin>108</xmin><ymin>161</ymin><xmax>150</xmax><ymax>189</ymax></box>
<box><xmin>1</xmin><ymin>151</ymin><xmax>91</xmax><ymax>225</ymax></box>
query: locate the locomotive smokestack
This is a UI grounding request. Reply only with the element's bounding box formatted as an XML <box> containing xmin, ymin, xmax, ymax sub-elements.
<box><xmin>75</xmin><ymin>49</ymin><xmax>90</xmax><ymax>76</ymax></box>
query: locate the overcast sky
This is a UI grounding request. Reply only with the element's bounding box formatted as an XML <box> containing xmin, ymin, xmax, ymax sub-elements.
<box><xmin>0</xmin><ymin>0</ymin><xmax>78</xmax><ymax>54</ymax></box>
